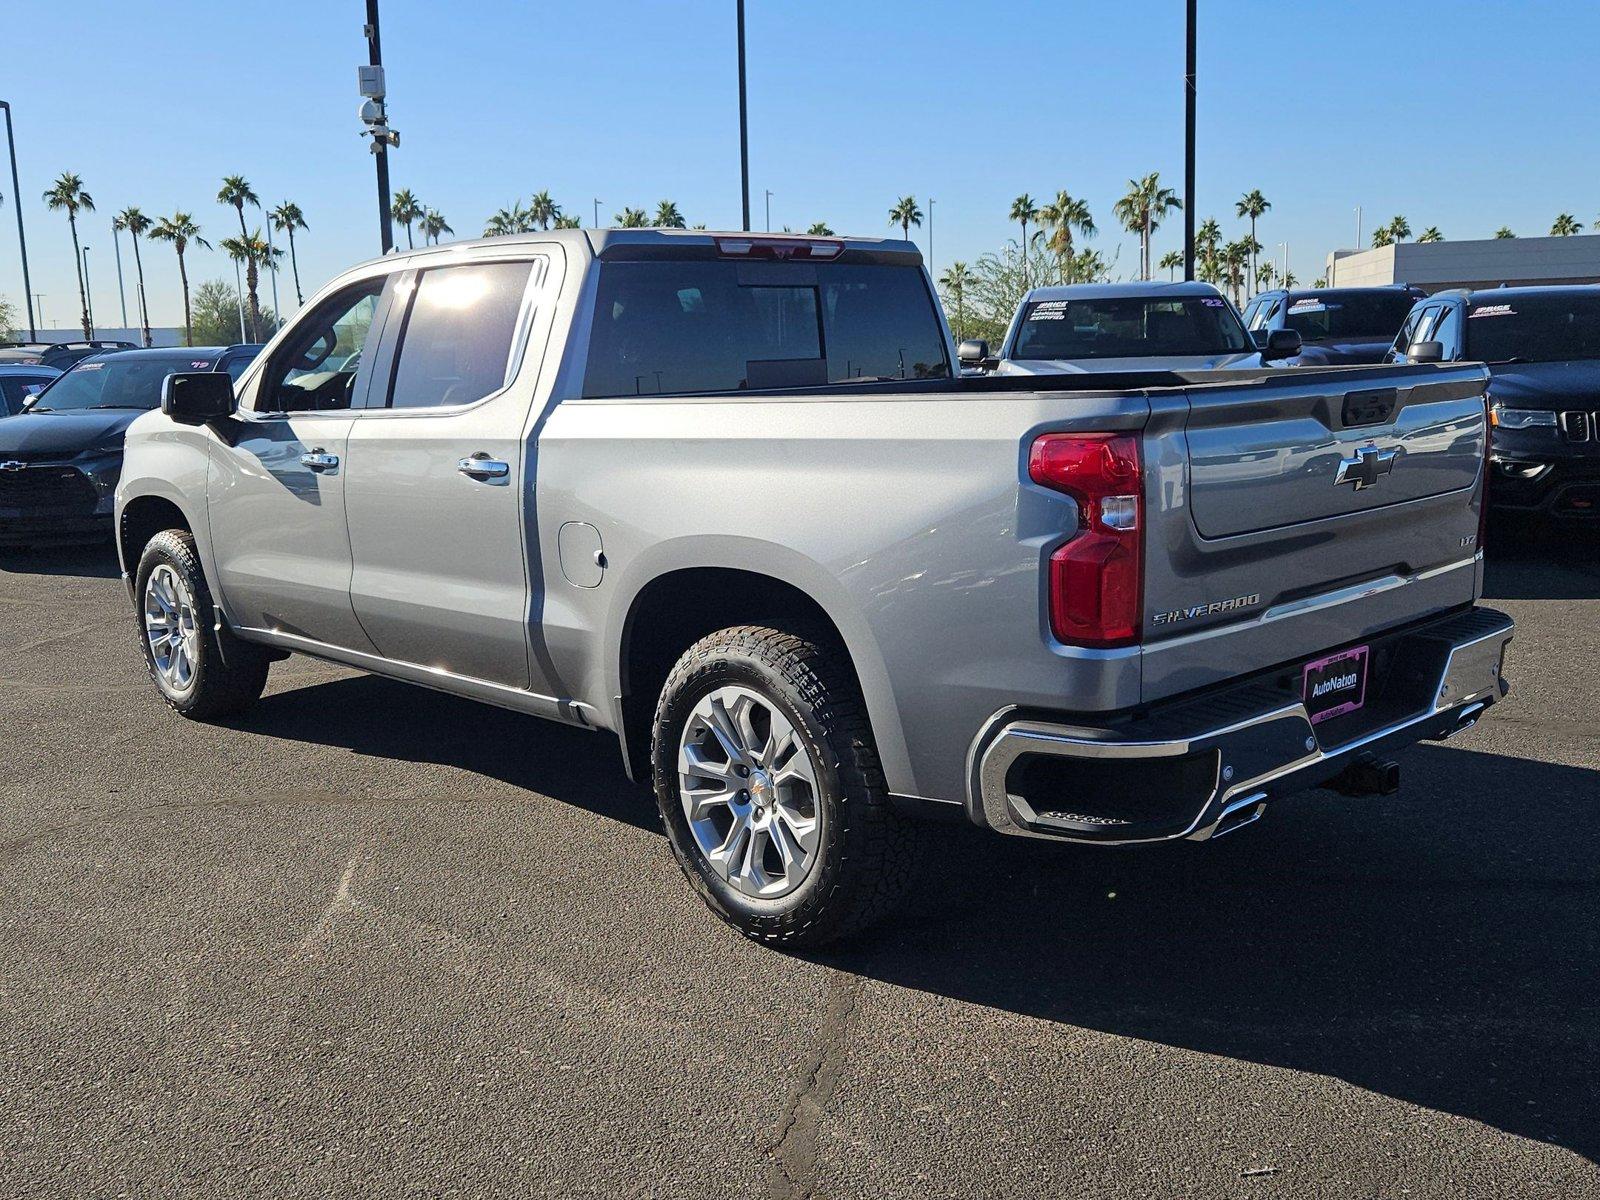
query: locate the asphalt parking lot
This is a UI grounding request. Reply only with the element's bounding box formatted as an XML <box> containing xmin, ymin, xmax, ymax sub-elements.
<box><xmin>2</xmin><ymin>535</ymin><xmax>1597</xmax><ymax>1199</ymax></box>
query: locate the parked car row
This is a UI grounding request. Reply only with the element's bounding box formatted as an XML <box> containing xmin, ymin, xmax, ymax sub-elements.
<box><xmin>95</xmin><ymin>229</ymin><xmax>1512</xmax><ymax>946</ymax></box>
<box><xmin>0</xmin><ymin>344</ymin><xmax>261</xmax><ymax>545</ymax></box>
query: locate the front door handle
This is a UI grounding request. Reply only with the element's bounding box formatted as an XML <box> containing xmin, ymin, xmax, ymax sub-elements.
<box><xmin>301</xmin><ymin>449</ymin><xmax>340</xmax><ymax>472</ymax></box>
<box><xmin>458</xmin><ymin>454</ymin><xmax>510</xmax><ymax>481</ymax></box>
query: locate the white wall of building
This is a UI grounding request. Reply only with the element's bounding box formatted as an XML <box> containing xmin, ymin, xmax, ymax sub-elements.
<box><xmin>1326</xmin><ymin>235</ymin><xmax>1600</xmax><ymax>293</ymax></box>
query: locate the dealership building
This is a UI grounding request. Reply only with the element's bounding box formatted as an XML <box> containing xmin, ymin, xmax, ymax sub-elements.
<box><xmin>1325</xmin><ymin>234</ymin><xmax>1600</xmax><ymax>294</ymax></box>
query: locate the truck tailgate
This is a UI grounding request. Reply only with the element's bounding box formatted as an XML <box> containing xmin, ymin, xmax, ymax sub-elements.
<box><xmin>1140</xmin><ymin>364</ymin><xmax>1489</xmax><ymax>702</ymax></box>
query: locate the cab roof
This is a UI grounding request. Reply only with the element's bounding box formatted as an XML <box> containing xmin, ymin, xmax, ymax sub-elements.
<box><xmin>1022</xmin><ymin>280</ymin><xmax>1228</xmax><ymax>303</ymax></box>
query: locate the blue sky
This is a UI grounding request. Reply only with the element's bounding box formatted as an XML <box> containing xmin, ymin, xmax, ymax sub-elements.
<box><xmin>4</xmin><ymin>0</ymin><xmax>1598</xmax><ymax>329</ymax></box>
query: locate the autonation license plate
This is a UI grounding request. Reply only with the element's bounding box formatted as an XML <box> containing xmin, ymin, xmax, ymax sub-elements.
<box><xmin>1303</xmin><ymin>645</ymin><xmax>1369</xmax><ymax>725</ymax></box>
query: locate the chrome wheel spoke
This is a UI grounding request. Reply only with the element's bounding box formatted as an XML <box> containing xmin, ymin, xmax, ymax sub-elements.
<box><xmin>678</xmin><ymin>683</ymin><xmax>824</xmax><ymax>901</ymax></box>
<box><xmin>143</xmin><ymin>565</ymin><xmax>199</xmax><ymax>694</ymax></box>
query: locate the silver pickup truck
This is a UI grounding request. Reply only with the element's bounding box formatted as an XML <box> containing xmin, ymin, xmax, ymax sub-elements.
<box><xmin>115</xmin><ymin>229</ymin><xmax>1513</xmax><ymax>946</ymax></box>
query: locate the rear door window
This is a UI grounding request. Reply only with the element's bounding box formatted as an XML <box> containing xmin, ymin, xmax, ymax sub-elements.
<box><xmin>385</xmin><ymin>261</ymin><xmax>536</xmax><ymax>409</ymax></box>
<box><xmin>582</xmin><ymin>260</ymin><xmax>950</xmax><ymax>397</ymax></box>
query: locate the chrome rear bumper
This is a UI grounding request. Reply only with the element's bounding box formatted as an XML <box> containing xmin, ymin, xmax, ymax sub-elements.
<box><xmin>966</xmin><ymin>606</ymin><xmax>1514</xmax><ymax>845</ymax></box>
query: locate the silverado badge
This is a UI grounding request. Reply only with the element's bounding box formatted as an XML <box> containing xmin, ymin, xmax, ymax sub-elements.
<box><xmin>1153</xmin><ymin>593</ymin><xmax>1261</xmax><ymax>626</ymax></box>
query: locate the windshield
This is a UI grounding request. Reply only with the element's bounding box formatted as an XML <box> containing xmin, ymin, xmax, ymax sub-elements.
<box><xmin>26</xmin><ymin>356</ymin><xmax>202</xmax><ymax>412</ymax></box>
<box><xmin>1282</xmin><ymin>292</ymin><xmax>1414</xmax><ymax>341</ymax></box>
<box><xmin>1010</xmin><ymin>295</ymin><xmax>1250</xmax><ymax>360</ymax></box>
<box><xmin>1466</xmin><ymin>294</ymin><xmax>1600</xmax><ymax>363</ymax></box>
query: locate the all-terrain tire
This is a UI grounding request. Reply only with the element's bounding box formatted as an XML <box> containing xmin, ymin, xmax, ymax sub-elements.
<box><xmin>651</xmin><ymin>623</ymin><xmax>920</xmax><ymax>947</ymax></box>
<box><xmin>134</xmin><ymin>529</ymin><xmax>270</xmax><ymax>720</ymax></box>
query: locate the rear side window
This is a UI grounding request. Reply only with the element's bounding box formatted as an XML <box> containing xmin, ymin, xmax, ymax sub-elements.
<box><xmin>386</xmin><ymin>262</ymin><xmax>535</xmax><ymax>409</ymax></box>
<box><xmin>582</xmin><ymin>260</ymin><xmax>950</xmax><ymax>397</ymax></box>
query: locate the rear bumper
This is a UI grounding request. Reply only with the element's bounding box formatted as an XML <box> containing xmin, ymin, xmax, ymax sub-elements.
<box><xmin>966</xmin><ymin>605</ymin><xmax>1514</xmax><ymax>845</ymax></box>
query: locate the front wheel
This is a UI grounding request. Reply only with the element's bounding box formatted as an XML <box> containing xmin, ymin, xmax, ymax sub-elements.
<box><xmin>135</xmin><ymin>529</ymin><xmax>270</xmax><ymax>720</ymax></box>
<box><xmin>650</xmin><ymin>624</ymin><xmax>919</xmax><ymax>947</ymax></box>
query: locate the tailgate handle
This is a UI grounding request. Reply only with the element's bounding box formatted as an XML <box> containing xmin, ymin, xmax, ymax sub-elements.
<box><xmin>1342</xmin><ymin>387</ymin><xmax>1398</xmax><ymax>427</ymax></box>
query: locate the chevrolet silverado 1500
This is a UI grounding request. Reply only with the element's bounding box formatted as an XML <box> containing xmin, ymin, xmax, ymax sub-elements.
<box><xmin>115</xmin><ymin>230</ymin><xmax>1513</xmax><ymax>946</ymax></box>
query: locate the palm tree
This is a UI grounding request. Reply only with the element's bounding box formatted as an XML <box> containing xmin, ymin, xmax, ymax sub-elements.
<box><xmin>1551</xmin><ymin>213</ymin><xmax>1583</xmax><ymax>236</ymax></box>
<box><xmin>268</xmin><ymin>201</ymin><xmax>309</xmax><ymax>305</ymax></box>
<box><xmin>1385</xmin><ymin>215</ymin><xmax>1412</xmax><ymax>243</ymax></box>
<box><xmin>148</xmin><ymin>213</ymin><xmax>209</xmax><ymax>346</ymax></box>
<box><xmin>217</xmin><ymin>174</ymin><xmax>259</xmax><ymax>247</ymax></box>
<box><xmin>1038</xmin><ymin>191</ymin><xmax>1095</xmax><ymax>282</ymax></box>
<box><xmin>616</xmin><ymin>207</ymin><xmax>650</xmax><ymax>228</ymax></box>
<box><xmin>1158</xmin><ymin>249</ymin><xmax>1184</xmax><ymax>280</ymax></box>
<box><xmin>1008</xmin><ymin>194</ymin><xmax>1039</xmax><ymax>286</ymax></box>
<box><xmin>1417</xmin><ymin>226</ymin><xmax>1444</xmax><ymax>243</ymax></box>
<box><xmin>1371</xmin><ymin>227</ymin><xmax>1394</xmax><ymax>249</ymax></box>
<box><xmin>1220</xmin><ymin>240</ymin><xmax>1250</xmax><ymax>306</ymax></box>
<box><xmin>1114</xmin><ymin>173</ymin><xmax>1181</xmax><ymax>280</ymax></box>
<box><xmin>1255</xmin><ymin>260</ymin><xmax>1277</xmax><ymax>293</ymax></box>
<box><xmin>484</xmin><ymin>201</ymin><xmax>532</xmax><ymax>236</ymax></box>
<box><xmin>1494</xmin><ymin>226</ymin><xmax>1516</xmax><ymax>239</ymax></box>
<box><xmin>888</xmin><ymin>195</ymin><xmax>923</xmax><ymax>242</ymax></box>
<box><xmin>653</xmin><ymin>199</ymin><xmax>686</xmax><ymax>229</ymax></box>
<box><xmin>938</xmin><ymin>261</ymin><xmax>975</xmax><ymax>341</ymax></box>
<box><xmin>419</xmin><ymin>208</ymin><xmax>453</xmax><ymax>245</ymax></box>
<box><xmin>1282</xmin><ymin>270</ymin><xmax>1299</xmax><ymax>288</ymax></box>
<box><xmin>43</xmin><ymin>172</ymin><xmax>95</xmax><ymax>338</ymax></box>
<box><xmin>219</xmin><ymin>230</ymin><xmax>281</xmax><ymax>341</ymax></box>
<box><xmin>114</xmin><ymin>206</ymin><xmax>153</xmax><ymax>346</ymax></box>
<box><xmin>389</xmin><ymin>188</ymin><xmax>423</xmax><ymax>248</ymax></box>
<box><xmin>1196</xmin><ymin>217</ymin><xmax>1223</xmax><ymax>284</ymax></box>
<box><xmin>554</xmin><ymin>214</ymin><xmax>582</xmax><ymax>229</ymax></box>
<box><xmin>527</xmin><ymin>190</ymin><xmax>560</xmax><ymax>230</ymax></box>
<box><xmin>1235</xmin><ymin>189</ymin><xmax>1270</xmax><ymax>297</ymax></box>
<box><xmin>807</xmin><ymin>222</ymin><xmax>834</xmax><ymax>235</ymax></box>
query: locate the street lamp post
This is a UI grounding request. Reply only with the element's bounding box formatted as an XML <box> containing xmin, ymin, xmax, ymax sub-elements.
<box><xmin>82</xmin><ymin>246</ymin><xmax>95</xmax><ymax>338</ymax></box>
<box><xmin>764</xmin><ymin>189</ymin><xmax>772</xmax><ymax>233</ymax></box>
<box><xmin>360</xmin><ymin>0</ymin><xmax>397</xmax><ymax>253</ymax></box>
<box><xmin>737</xmin><ymin>0</ymin><xmax>750</xmax><ymax>232</ymax></box>
<box><xmin>593</xmin><ymin>198</ymin><xmax>601</xmax><ymax>228</ymax></box>
<box><xmin>0</xmin><ymin>101</ymin><xmax>36</xmax><ymax>338</ymax></box>
<box><xmin>111</xmin><ymin>219</ymin><xmax>129</xmax><ymax>331</ymax></box>
<box><xmin>1183</xmin><ymin>0</ymin><xmax>1197</xmax><ymax>281</ymax></box>
<box><xmin>928</xmin><ymin>197</ymin><xmax>935</xmax><ymax>276</ymax></box>
<box><xmin>265</xmin><ymin>217</ymin><xmax>281</xmax><ymax>333</ymax></box>
<box><xmin>232</xmin><ymin>256</ymin><xmax>247</xmax><ymax>343</ymax></box>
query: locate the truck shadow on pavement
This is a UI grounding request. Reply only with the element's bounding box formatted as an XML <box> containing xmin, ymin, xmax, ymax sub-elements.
<box><xmin>828</xmin><ymin>743</ymin><xmax>1600</xmax><ymax>1165</ymax></box>
<box><xmin>239</xmin><ymin>669</ymin><xmax>1599</xmax><ymax>1163</ymax></box>
<box><xmin>0</xmin><ymin>543</ymin><xmax>121</xmax><ymax>579</ymax></box>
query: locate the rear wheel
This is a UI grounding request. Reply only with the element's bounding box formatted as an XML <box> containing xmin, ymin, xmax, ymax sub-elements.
<box><xmin>135</xmin><ymin>529</ymin><xmax>270</xmax><ymax>720</ymax></box>
<box><xmin>651</xmin><ymin>624</ymin><xmax>919</xmax><ymax>947</ymax></box>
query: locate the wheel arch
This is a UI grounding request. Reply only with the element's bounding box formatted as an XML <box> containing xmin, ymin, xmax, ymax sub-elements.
<box><xmin>605</xmin><ymin>541</ymin><xmax>910</xmax><ymax>792</ymax></box>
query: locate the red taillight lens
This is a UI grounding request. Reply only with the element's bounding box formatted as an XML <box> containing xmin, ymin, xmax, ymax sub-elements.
<box><xmin>1029</xmin><ymin>433</ymin><xmax>1143</xmax><ymax>648</ymax></box>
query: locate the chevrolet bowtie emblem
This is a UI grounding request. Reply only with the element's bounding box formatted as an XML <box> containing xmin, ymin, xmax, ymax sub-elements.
<box><xmin>0</xmin><ymin>461</ymin><xmax>24</xmax><ymax>472</ymax></box>
<box><xmin>1335</xmin><ymin>444</ymin><xmax>1397</xmax><ymax>490</ymax></box>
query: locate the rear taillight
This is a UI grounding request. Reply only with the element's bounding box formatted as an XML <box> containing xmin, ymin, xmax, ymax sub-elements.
<box><xmin>714</xmin><ymin>236</ymin><xmax>843</xmax><ymax>261</ymax></box>
<box><xmin>1029</xmin><ymin>433</ymin><xmax>1143</xmax><ymax>648</ymax></box>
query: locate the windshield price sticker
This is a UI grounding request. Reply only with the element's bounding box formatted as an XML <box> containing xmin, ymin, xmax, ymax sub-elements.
<box><xmin>1470</xmin><ymin>304</ymin><xmax>1515</xmax><ymax>318</ymax></box>
<box><xmin>1289</xmin><ymin>299</ymin><xmax>1327</xmax><ymax>312</ymax></box>
<box><xmin>190</xmin><ymin>360</ymin><xmax>212</xmax><ymax>369</ymax></box>
<box><xmin>1202</xmin><ymin>298</ymin><xmax>1225</xmax><ymax>307</ymax></box>
<box><xmin>77</xmin><ymin>362</ymin><xmax>105</xmax><ymax>370</ymax></box>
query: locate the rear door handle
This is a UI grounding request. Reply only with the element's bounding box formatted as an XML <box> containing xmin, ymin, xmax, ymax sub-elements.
<box><xmin>301</xmin><ymin>449</ymin><xmax>340</xmax><ymax>472</ymax></box>
<box><xmin>458</xmin><ymin>455</ymin><xmax>510</xmax><ymax>481</ymax></box>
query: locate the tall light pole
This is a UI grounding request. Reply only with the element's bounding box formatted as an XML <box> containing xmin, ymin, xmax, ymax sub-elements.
<box><xmin>764</xmin><ymin>189</ymin><xmax>772</xmax><ymax>233</ymax></box>
<box><xmin>737</xmin><ymin>0</ymin><xmax>750</xmax><ymax>232</ymax></box>
<box><xmin>1183</xmin><ymin>0</ymin><xmax>1197</xmax><ymax>281</ymax></box>
<box><xmin>593</xmin><ymin>198</ymin><xmax>601</xmax><ymax>228</ymax></box>
<box><xmin>81</xmin><ymin>245</ymin><xmax>95</xmax><ymax>338</ymax></box>
<box><xmin>1355</xmin><ymin>205</ymin><xmax>1362</xmax><ymax>252</ymax></box>
<box><xmin>0</xmin><ymin>101</ymin><xmax>36</xmax><ymax>338</ymax></box>
<box><xmin>360</xmin><ymin>0</ymin><xmax>396</xmax><ymax>253</ymax></box>
<box><xmin>928</xmin><ymin>196</ymin><xmax>935</xmax><ymax>275</ymax></box>
<box><xmin>111</xmin><ymin>218</ymin><xmax>129</xmax><ymax>331</ymax></box>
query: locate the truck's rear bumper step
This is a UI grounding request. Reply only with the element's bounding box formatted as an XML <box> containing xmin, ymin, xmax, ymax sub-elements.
<box><xmin>966</xmin><ymin>606</ymin><xmax>1514</xmax><ymax>845</ymax></box>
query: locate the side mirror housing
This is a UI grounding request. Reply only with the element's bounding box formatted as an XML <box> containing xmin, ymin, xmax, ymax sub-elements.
<box><xmin>957</xmin><ymin>339</ymin><xmax>991</xmax><ymax>368</ymax></box>
<box><xmin>1260</xmin><ymin>328</ymin><xmax>1302</xmax><ymax>362</ymax></box>
<box><xmin>162</xmin><ymin>371</ymin><xmax>237</xmax><ymax>425</ymax></box>
<box><xmin>1406</xmin><ymin>340</ymin><xmax>1445</xmax><ymax>364</ymax></box>
<box><xmin>1249</xmin><ymin>328</ymin><xmax>1271</xmax><ymax>350</ymax></box>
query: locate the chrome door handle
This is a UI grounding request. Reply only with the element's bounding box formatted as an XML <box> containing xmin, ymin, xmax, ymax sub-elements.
<box><xmin>458</xmin><ymin>455</ymin><xmax>510</xmax><ymax>480</ymax></box>
<box><xmin>300</xmin><ymin>449</ymin><xmax>340</xmax><ymax>471</ymax></box>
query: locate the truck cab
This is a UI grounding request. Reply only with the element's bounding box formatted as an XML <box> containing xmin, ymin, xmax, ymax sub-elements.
<box><xmin>1243</xmin><ymin>286</ymin><xmax>1426</xmax><ymax>366</ymax></box>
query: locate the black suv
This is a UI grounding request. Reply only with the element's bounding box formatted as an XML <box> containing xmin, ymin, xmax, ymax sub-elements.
<box><xmin>1242</xmin><ymin>286</ymin><xmax>1426</xmax><ymax>366</ymax></box>
<box><xmin>1388</xmin><ymin>286</ymin><xmax>1600</xmax><ymax>521</ymax></box>
<box><xmin>0</xmin><ymin>345</ymin><xmax>260</xmax><ymax>545</ymax></box>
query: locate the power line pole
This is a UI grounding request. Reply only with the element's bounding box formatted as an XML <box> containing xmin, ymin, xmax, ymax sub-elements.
<box><xmin>737</xmin><ymin>0</ymin><xmax>750</xmax><ymax>232</ymax></box>
<box><xmin>1</xmin><ymin>101</ymin><xmax>36</xmax><ymax>339</ymax></box>
<box><xmin>1183</xmin><ymin>0</ymin><xmax>1197</xmax><ymax>281</ymax></box>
